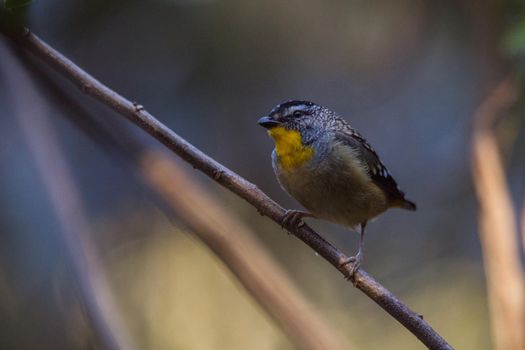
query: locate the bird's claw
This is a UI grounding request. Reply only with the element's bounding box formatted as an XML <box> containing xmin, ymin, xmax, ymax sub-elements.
<box><xmin>281</xmin><ymin>210</ymin><xmax>309</xmax><ymax>231</ymax></box>
<box><xmin>339</xmin><ymin>252</ymin><xmax>363</xmax><ymax>282</ymax></box>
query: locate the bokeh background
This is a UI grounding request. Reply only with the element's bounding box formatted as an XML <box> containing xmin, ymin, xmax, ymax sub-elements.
<box><xmin>1</xmin><ymin>0</ymin><xmax>525</xmax><ymax>349</ymax></box>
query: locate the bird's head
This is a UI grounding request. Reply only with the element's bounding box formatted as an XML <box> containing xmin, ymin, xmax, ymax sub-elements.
<box><xmin>258</xmin><ymin>100</ymin><xmax>332</xmax><ymax>146</ymax></box>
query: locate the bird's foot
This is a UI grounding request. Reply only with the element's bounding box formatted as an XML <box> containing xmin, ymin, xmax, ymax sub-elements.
<box><xmin>339</xmin><ymin>252</ymin><xmax>363</xmax><ymax>282</ymax></box>
<box><xmin>281</xmin><ymin>210</ymin><xmax>313</xmax><ymax>232</ymax></box>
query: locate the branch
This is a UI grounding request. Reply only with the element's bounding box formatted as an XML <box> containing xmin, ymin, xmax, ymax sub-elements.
<box><xmin>18</xmin><ymin>51</ymin><xmax>353</xmax><ymax>350</ymax></box>
<box><xmin>3</xmin><ymin>27</ymin><xmax>453</xmax><ymax>350</ymax></box>
<box><xmin>471</xmin><ymin>76</ymin><xmax>525</xmax><ymax>350</ymax></box>
<box><xmin>0</xmin><ymin>42</ymin><xmax>134</xmax><ymax>350</ymax></box>
<box><xmin>141</xmin><ymin>151</ymin><xmax>352</xmax><ymax>350</ymax></box>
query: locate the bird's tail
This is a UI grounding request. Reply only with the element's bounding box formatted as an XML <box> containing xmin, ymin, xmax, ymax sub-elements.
<box><xmin>401</xmin><ymin>198</ymin><xmax>417</xmax><ymax>211</ymax></box>
<box><xmin>390</xmin><ymin>198</ymin><xmax>417</xmax><ymax>211</ymax></box>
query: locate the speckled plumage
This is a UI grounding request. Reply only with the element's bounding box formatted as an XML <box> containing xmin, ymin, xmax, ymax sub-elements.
<box><xmin>262</xmin><ymin>100</ymin><xmax>415</xmax><ymax>228</ymax></box>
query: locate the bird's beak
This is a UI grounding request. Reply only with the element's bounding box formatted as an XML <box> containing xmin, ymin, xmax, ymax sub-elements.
<box><xmin>258</xmin><ymin>116</ymin><xmax>282</xmax><ymax>129</ymax></box>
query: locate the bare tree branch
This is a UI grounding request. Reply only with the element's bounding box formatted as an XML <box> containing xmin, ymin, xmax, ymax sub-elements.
<box><xmin>471</xmin><ymin>76</ymin><xmax>525</xmax><ymax>350</ymax></box>
<box><xmin>141</xmin><ymin>151</ymin><xmax>352</xmax><ymax>350</ymax></box>
<box><xmin>17</xmin><ymin>49</ymin><xmax>354</xmax><ymax>350</ymax></box>
<box><xmin>0</xmin><ymin>41</ymin><xmax>134</xmax><ymax>350</ymax></box>
<box><xmin>1</xmin><ymin>27</ymin><xmax>453</xmax><ymax>350</ymax></box>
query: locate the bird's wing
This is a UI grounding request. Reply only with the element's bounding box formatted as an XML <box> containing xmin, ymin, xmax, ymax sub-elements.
<box><xmin>334</xmin><ymin>127</ymin><xmax>411</xmax><ymax>206</ymax></box>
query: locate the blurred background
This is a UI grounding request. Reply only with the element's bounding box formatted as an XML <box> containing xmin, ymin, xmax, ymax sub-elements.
<box><xmin>1</xmin><ymin>0</ymin><xmax>524</xmax><ymax>349</ymax></box>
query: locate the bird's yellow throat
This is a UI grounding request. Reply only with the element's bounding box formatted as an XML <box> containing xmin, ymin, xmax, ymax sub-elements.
<box><xmin>268</xmin><ymin>127</ymin><xmax>314</xmax><ymax>170</ymax></box>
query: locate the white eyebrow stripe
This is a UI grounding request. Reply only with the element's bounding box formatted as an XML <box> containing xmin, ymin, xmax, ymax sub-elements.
<box><xmin>287</xmin><ymin>105</ymin><xmax>310</xmax><ymax>113</ymax></box>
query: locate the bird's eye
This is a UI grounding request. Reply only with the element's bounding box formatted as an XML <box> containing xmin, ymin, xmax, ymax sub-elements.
<box><xmin>292</xmin><ymin>110</ymin><xmax>304</xmax><ymax>118</ymax></box>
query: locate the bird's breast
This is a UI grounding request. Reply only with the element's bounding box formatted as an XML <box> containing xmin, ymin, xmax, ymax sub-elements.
<box><xmin>272</xmin><ymin>141</ymin><xmax>388</xmax><ymax>227</ymax></box>
<box><xmin>268</xmin><ymin>127</ymin><xmax>314</xmax><ymax>171</ymax></box>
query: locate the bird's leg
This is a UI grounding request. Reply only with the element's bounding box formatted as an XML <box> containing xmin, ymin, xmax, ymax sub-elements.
<box><xmin>339</xmin><ymin>221</ymin><xmax>367</xmax><ymax>279</ymax></box>
<box><xmin>281</xmin><ymin>210</ymin><xmax>315</xmax><ymax>230</ymax></box>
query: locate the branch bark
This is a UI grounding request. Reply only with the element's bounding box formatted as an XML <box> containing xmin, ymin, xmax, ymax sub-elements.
<box><xmin>15</xmin><ymin>47</ymin><xmax>353</xmax><ymax>349</ymax></box>
<box><xmin>141</xmin><ymin>151</ymin><xmax>351</xmax><ymax>350</ymax></box>
<box><xmin>471</xmin><ymin>76</ymin><xmax>525</xmax><ymax>350</ymax></box>
<box><xmin>1</xmin><ymin>27</ymin><xmax>453</xmax><ymax>350</ymax></box>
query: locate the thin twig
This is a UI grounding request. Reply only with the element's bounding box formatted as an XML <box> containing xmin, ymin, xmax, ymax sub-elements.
<box><xmin>0</xmin><ymin>42</ymin><xmax>134</xmax><ymax>350</ymax></box>
<box><xmin>142</xmin><ymin>151</ymin><xmax>352</xmax><ymax>350</ymax></box>
<box><xmin>18</xmin><ymin>51</ymin><xmax>353</xmax><ymax>350</ymax></box>
<box><xmin>2</xmin><ymin>27</ymin><xmax>453</xmax><ymax>350</ymax></box>
<box><xmin>471</xmin><ymin>76</ymin><xmax>525</xmax><ymax>350</ymax></box>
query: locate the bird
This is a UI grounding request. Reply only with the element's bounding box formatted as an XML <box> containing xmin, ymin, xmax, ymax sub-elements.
<box><xmin>258</xmin><ymin>100</ymin><xmax>416</xmax><ymax>276</ymax></box>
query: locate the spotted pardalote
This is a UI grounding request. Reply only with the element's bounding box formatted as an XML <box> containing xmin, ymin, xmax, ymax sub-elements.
<box><xmin>258</xmin><ymin>100</ymin><xmax>416</xmax><ymax>275</ymax></box>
